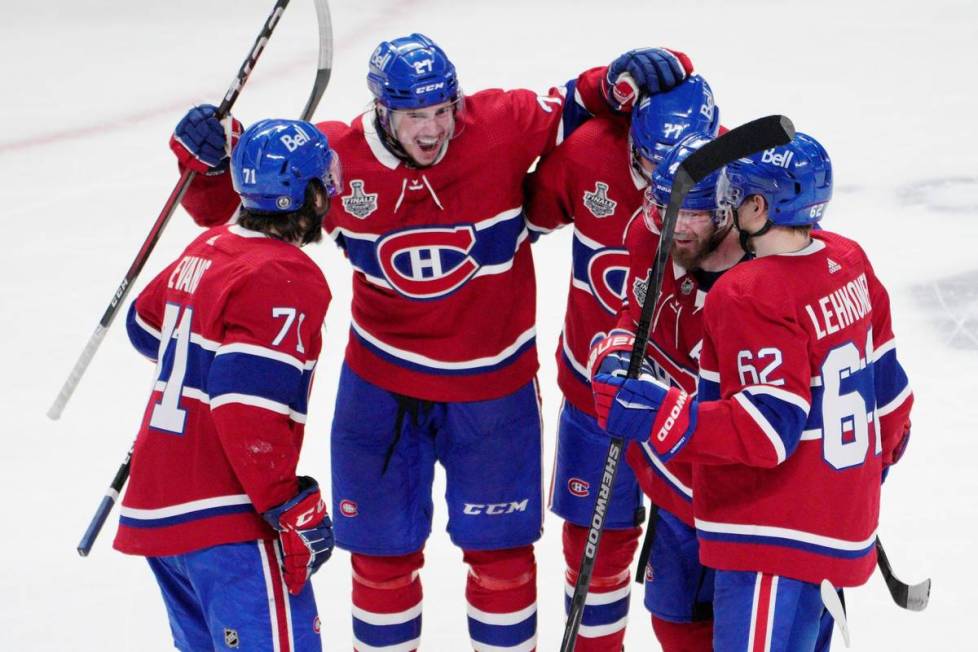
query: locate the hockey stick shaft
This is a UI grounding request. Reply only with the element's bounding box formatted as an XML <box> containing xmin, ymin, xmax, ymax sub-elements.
<box><xmin>48</xmin><ymin>0</ymin><xmax>293</xmax><ymax>421</ymax></box>
<box><xmin>561</xmin><ymin>116</ymin><xmax>795</xmax><ymax>651</ymax></box>
<box><xmin>77</xmin><ymin>446</ymin><xmax>133</xmax><ymax>556</ymax></box>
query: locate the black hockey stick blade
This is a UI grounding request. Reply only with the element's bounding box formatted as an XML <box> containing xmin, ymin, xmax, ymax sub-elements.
<box><xmin>876</xmin><ymin>537</ymin><xmax>931</xmax><ymax>611</ymax></box>
<box><xmin>300</xmin><ymin>0</ymin><xmax>333</xmax><ymax>121</ymax></box>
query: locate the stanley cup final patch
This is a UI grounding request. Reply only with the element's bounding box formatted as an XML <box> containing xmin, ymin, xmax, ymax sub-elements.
<box><xmin>342</xmin><ymin>180</ymin><xmax>379</xmax><ymax>219</ymax></box>
<box><xmin>583</xmin><ymin>181</ymin><xmax>618</xmax><ymax>218</ymax></box>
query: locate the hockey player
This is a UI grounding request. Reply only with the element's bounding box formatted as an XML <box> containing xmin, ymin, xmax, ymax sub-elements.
<box><xmin>592</xmin><ymin>133</ymin><xmax>914</xmax><ymax>651</ymax></box>
<box><xmin>524</xmin><ymin>79</ymin><xmax>719</xmax><ymax>651</ymax></box>
<box><xmin>170</xmin><ymin>33</ymin><xmax>694</xmax><ymax>651</ymax></box>
<box><xmin>585</xmin><ymin>133</ymin><xmax>742</xmax><ymax>651</ymax></box>
<box><xmin>115</xmin><ymin>119</ymin><xmax>342</xmax><ymax>652</ymax></box>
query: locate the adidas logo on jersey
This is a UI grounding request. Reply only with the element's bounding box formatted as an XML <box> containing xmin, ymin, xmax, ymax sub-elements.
<box><xmin>583</xmin><ymin>182</ymin><xmax>617</xmax><ymax>218</ymax></box>
<box><xmin>827</xmin><ymin>258</ymin><xmax>842</xmax><ymax>274</ymax></box>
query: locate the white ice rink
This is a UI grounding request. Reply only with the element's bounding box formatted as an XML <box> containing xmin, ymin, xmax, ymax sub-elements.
<box><xmin>2</xmin><ymin>0</ymin><xmax>977</xmax><ymax>649</ymax></box>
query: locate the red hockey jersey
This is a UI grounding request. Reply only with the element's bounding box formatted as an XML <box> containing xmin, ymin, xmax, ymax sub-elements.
<box><xmin>680</xmin><ymin>230</ymin><xmax>913</xmax><ymax>586</ymax></box>
<box><xmin>614</xmin><ymin>215</ymin><xmax>710</xmax><ymax>526</ymax></box>
<box><xmin>525</xmin><ymin>116</ymin><xmax>646</xmax><ymax>415</ymax></box>
<box><xmin>181</xmin><ymin>68</ymin><xmax>611</xmax><ymax>402</ymax></box>
<box><xmin>114</xmin><ymin>225</ymin><xmax>330</xmax><ymax>557</ymax></box>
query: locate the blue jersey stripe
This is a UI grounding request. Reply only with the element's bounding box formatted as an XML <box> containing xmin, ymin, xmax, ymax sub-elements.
<box><xmin>208</xmin><ymin>352</ymin><xmax>308</xmax><ymax>413</ymax></box>
<box><xmin>696</xmin><ymin>528</ymin><xmax>876</xmax><ymax>560</ymax></box>
<box><xmin>352</xmin><ymin>616</ymin><xmax>422</xmax><ymax>648</ymax></box>
<box><xmin>119</xmin><ymin>503</ymin><xmax>254</xmax><ymax>529</ymax></box>
<box><xmin>126</xmin><ymin>304</ymin><xmax>160</xmax><ymax>360</ymax></box>
<box><xmin>468</xmin><ymin>612</ymin><xmax>537</xmax><ymax>648</ymax></box>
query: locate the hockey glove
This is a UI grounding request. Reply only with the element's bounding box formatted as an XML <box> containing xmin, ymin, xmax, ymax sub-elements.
<box><xmin>170</xmin><ymin>104</ymin><xmax>243</xmax><ymax>175</ymax></box>
<box><xmin>592</xmin><ymin>373</ymin><xmax>696</xmax><ymax>463</ymax></box>
<box><xmin>587</xmin><ymin>329</ymin><xmax>654</xmax><ymax>380</ymax></box>
<box><xmin>605</xmin><ymin>48</ymin><xmax>694</xmax><ymax>112</ymax></box>
<box><xmin>263</xmin><ymin>476</ymin><xmax>334</xmax><ymax>596</ymax></box>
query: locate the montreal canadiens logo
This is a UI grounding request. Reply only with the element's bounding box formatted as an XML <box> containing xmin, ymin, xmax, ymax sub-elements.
<box><xmin>587</xmin><ymin>248</ymin><xmax>629</xmax><ymax>314</ymax></box>
<box><xmin>376</xmin><ymin>225</ymin><xmax>481</xmax><ymax>299</ymax></box>
<box><xmin>339</xmin><ymin>499</ymin><xmax>358</xmax><ymax>517</ymax></box>
<box><xmin>568</xmin><ymin>477</ymin><xmax>590</xmax><ymax>497</ymax></box>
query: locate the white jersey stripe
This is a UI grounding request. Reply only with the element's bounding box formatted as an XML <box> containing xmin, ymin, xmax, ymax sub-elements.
<box><xmin>642</xmin><ymin>441</ymin><xmax>694</xmax><ymax>497</ymax></box>
<box><xmin>119</xmin><ymin>494</ymin><xmax>250</xmax><ymax>520</ymax></box>
<box><xmin>876</xmin><ymin>384</ymin><xmax>912</xmax><ymax>417</ymax></box>
<box><xmin>216</xmin><ymin>342</ymin><xmax>315</xmax><ymax>371</ymax></box>
<box><xmin>733</xmin><ymin>393</ymin><xmax>788</xmax><ymax>464</ymax></box>
<box><xmin>695</xmin><ymin>518</ymin><xmax>877</xmax><ymax>551</ymax></box>
<box><xmin>743</xmin><ymin>384</ymin><xmax>811</xmax><ymax>414</ymax></box>
<box><xmin>258</xmin><ymin>542</ymin><xmax>282</xmax><ymax>652</ymax></box>
<box><xmin>351</xmin><ymin>318</ymin><xmax>535</xmax><ymax>371</ymax></box>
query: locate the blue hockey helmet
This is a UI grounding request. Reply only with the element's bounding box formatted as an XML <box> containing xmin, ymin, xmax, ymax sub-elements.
<box><xmin>631</xmin><ymin>74</ymin><xmax>719</xmax><ymax>169</ymax></box>
<box><xmin>717</xmin><ymin>132</ymin><xmax>832</xmax><ymax>226</ymax></box>
<box><xmin>367</xmin><ymin>33</ymin><xmax>460</xmax><ymax>110</ymax></box>
<box><xmin>231</xmin><ymin>119</ymin><xmax>342</xmax><ymax>213</ymax></box>
<box><xmin>647</xmin><ymin>133</ymin><xmax>725</xmax><ymax>219</ymax></box>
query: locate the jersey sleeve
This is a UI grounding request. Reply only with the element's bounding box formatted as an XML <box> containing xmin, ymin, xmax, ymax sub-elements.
<box><xmin>682</xmin><ymin>279</ymin><xmax>813</xmax><ymax>468</ymax></box>
<box><xmin>126</xmin><ymin>261</ymin><xmax>179</xmax><ymax>361</ymax></box>
<box><xmin>179</xmin><ymin>163</ymin><xmax>240</xmax><ymax>227</ymax></box>
<box><xmin>864</xmin><ymin>256</ymin><xmax>914</xmax><ymax>466</ymax></box>
<box><xmin>523</xmin><ymin>140</ymin><xmax>577</xmax><ymax>237</ymax></box>
<box><xmin>207</xmin><ymin>263</ymin><xmax>328</xmax><ymax>512</ymax></box>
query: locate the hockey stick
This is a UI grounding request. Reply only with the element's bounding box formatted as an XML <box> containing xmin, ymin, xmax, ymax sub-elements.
<box><xmin>49</xmin><ymin>0</ymin><xmax>333</xmax><ymax>421</ymax></box>
<box><xmin>820</xmin><ymin>579</ymin><xmax>851</xmax><ymax>647</ymax></box>
<box><xmin>876</xmin><ymin>536</ymin><xmax>931</xmax><ymax>611</ymax></box>
<box><xmin>560</xmin><ymin>116</ymin><xmax>796</xmax><ymax>651</ymax></box>
<box><xmin>75</xmin><ymin>0</ymin><xmax>334</xmax><ymax>557</ymax></box>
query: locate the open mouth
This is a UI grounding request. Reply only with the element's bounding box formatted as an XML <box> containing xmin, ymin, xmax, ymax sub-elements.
<box><xmin>416</xmin><ymin>136</ymin><xmax>441</xmax><ymax>154</ymax></box>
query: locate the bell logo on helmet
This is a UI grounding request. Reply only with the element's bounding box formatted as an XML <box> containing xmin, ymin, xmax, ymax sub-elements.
<box><xmin>280</xmin><ymin>125</ymin><xmax>311</xmax><ymax>152</ymax></box>
<box><xmin>371</xmin><ymin>48</ymin><xmax>392</xmax><ymax>71</ymax></box>
<box><xmin>761</xmin><ymin>148</ymin><xmax>794</xmax><ymax>168</ymax></box>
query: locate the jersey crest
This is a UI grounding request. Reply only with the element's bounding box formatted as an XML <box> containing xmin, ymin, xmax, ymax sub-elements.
<box><xmin>376</xmin><ymin>225</ymin><xmax>480</xmax><ymax>299</ymax></box>
<box><xmin>583</xmin><ymin>182</ymin><xmax>618</xmax><ymax>218</ymax></box>
<box><xmin>342</xmin><ymin>180</ymin><xmax>379</xmax><ymax>219</ymax></box>
<box><xmin>586</xmin><ymin>248</ymin><xmax>629</xmax><ymax>314</ymax></box>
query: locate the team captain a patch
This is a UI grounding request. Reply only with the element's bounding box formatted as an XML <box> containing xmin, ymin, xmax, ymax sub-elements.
<box><xmin>342</xmin><ymin>180</ymin><xmax>378</xmax><ymax>219</ymax></box>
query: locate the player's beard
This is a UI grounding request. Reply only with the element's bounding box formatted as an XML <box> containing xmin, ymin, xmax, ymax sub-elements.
<box><xmin>671</xmin><ymin>227</ymin><xmax>713</xmax><ymax>269</ymax></box>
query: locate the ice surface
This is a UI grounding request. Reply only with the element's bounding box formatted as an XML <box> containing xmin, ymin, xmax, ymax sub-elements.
<box><xmin>2</xmin><ymin>0</ymin><xmax>976</xmax><ymax>649</ymax></box>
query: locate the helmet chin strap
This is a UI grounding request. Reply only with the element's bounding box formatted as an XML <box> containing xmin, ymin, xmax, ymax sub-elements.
<box><xmin>705</xmin><ymin>213</ymin><xmax>734</xmax><ymax>254</ymax></box>
<box><xmin>732</xmin><ymin>207</ymin><xmax>774</xmax><ymax>254</ymax></box>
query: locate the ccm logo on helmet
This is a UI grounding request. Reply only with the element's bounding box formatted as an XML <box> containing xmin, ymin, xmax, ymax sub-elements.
<box><xmin>568</xmin><ymin>478</ymin><xmax>590</xmax><ymax>497</ymax></box>
<box><xmin>415</xmin><ymin>82</ymin><xmax>446</xmax><ymax>94</ymax></box>
<box><xmin>656</xmin><ymin>390</ymin><xmax>689</xmax><ymax>442</ymax></box>
<box><xmin>376</xmin><ymin>225</ymin><xmax>481</xmax><ymax>299</ymax></box>
<box><xmin>463</xmin><ymin>500</ymin><xmax>529</xmax><ymax>515</ymax></box>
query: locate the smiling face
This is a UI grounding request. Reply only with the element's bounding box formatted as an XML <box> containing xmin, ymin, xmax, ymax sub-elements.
<box><xmin>390</xmin><ymin>100</ymin><xmax>456</xmax><ymax>166</ymax></box>
<box><xmin>671</xmin><ymin>210</ymin><xmax>718</xmax><ymax>269</ymax></box>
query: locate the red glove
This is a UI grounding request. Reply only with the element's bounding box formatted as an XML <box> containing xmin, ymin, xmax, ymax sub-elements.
<box><xmin>263</xmin><ymin>477</ymin><xmax>334</xmax><ymax>595</ymax></box>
